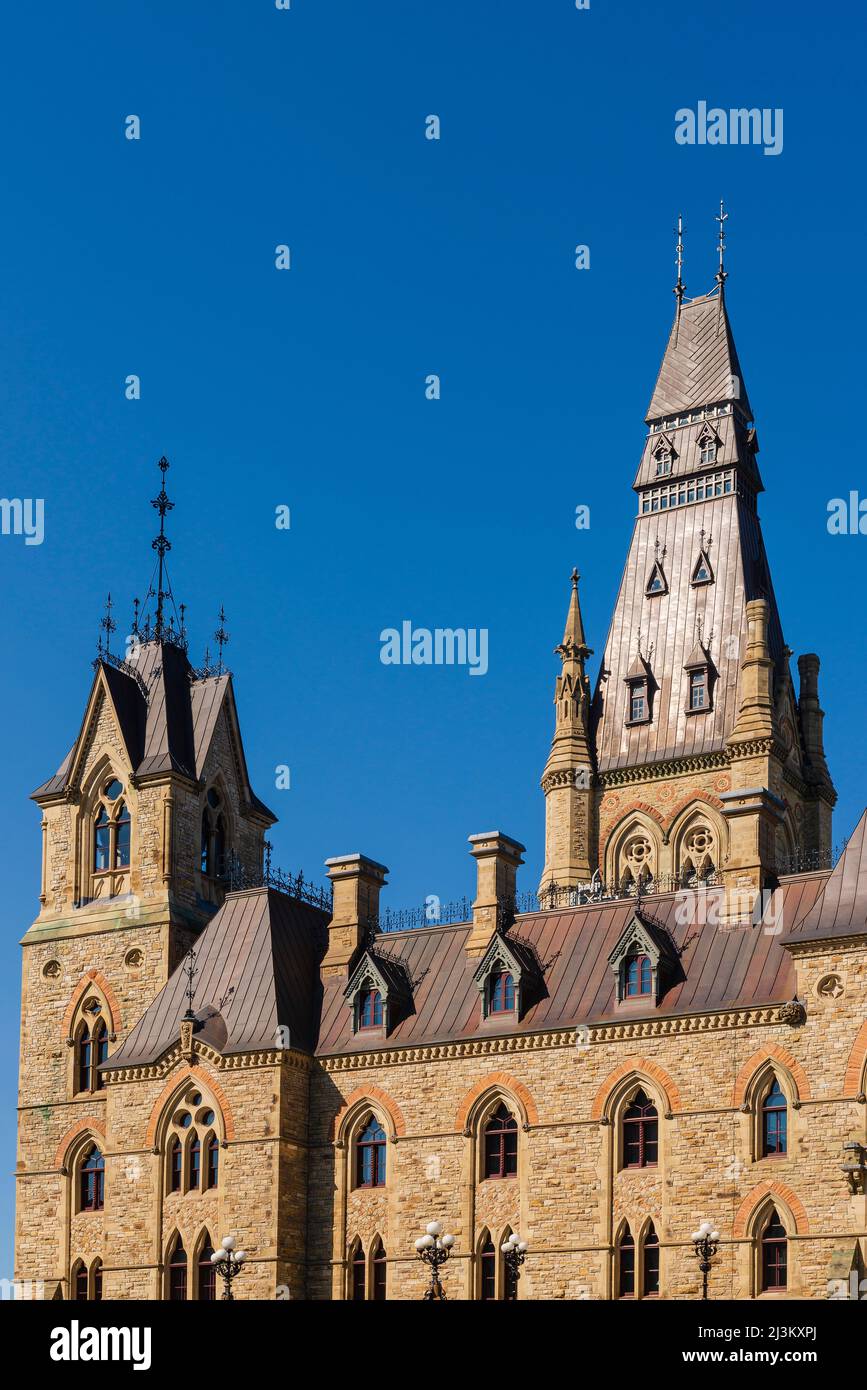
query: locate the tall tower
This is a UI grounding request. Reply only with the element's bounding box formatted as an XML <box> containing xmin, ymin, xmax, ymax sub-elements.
<box><xmin>539</xmin><ymin>569</ymin><xmax>595</xmax><ymax>891</ymax></box>
<box><xmin>541</xmin><ymin>212</ymin><xmax>835</xmax><ymax>909</ymax></box>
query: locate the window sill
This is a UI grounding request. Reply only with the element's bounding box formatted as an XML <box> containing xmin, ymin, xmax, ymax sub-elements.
<box><xmin>625</xmin><ymin>718</ymin><xmax>652</xmax><ymax>728</ymax></box>
<box><xmin>684</xmin><ymin>706</ymin><xmax>711</xmax><ymax>716</ymax></box>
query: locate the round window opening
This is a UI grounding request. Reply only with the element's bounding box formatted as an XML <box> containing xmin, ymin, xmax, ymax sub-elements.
<box><xmin>103</xmin><ymin>778</ymin><xmax>124</xmax><ymax>801</ymax></box>
<box><xmin>188</xmin><ymin>1091</ymin><xmax>202</xmax><ymax>1106</ymax></box>
<box><xmin>175</xmin><ymin>1111</ymin><xmax>193</xmax><ymax>1128</ymax></box>
<box><xmin>199</xmin><ymin>1108</ymin><xmax>215</xmax><ymax>1126</ymax></box>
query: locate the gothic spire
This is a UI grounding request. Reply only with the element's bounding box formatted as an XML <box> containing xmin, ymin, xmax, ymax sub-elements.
<box><xmin>556</xmin><ymin>568</ymin><xmax>591</xmax><ymax>665</ymax></box>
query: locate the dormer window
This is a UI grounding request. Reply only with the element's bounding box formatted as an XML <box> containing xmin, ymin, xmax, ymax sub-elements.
<box><xmin>358</xmin><ymin>989</ymin><xmax>383</xmax><ymax>1030</ymax></box>
<box><xmin>624</xmin><ymin>954</ymin><xmax>652</xmax><ymax>998</ymax></box>
<box><xmin>489</xmin><ymin>971</ymin><xmax>515</xmax><ymax>1014</ymax></box>
<box><xmin>626</xmin><ymin>676</ymin><xmax>651</xmax><ymax>726</ymax></box>
<box><xmin>688</xmin><ymin>669</ymin><xmax>707</xmax><ymax>710</ymax></box>
<box><xmin>698</xmin><ymin>426</ymin><xmax>719</xmax><ymax>464</ymax></box>
<box><xmin>691</xmin><ymin>551</ymin><xmax>714</xmax><ymax>586</ymax></box>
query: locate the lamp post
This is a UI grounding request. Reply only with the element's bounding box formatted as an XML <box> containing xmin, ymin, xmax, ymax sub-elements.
<box><xmin>414</xmin><ymin>1221</ymin><xmax>455</xmax><ymax>1300</ymax></box>
<box><xmin>691</xmin><ymin>1220</ymin><xmax>720</xmax><ymax>1300</ymax></box>
<box><xmin>501</xmin><ymin>1233</ymin><xmax>529</xmax><ymax>1300</ymax></box>
<box><xmin>210</xmin><ymin>1235</ymin><xmax>247</xmax><ymax>1300</ymax></box>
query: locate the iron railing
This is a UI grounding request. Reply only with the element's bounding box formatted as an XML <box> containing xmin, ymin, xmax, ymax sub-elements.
<box><xmin>223</xmin><ymin>849</ymin><xmax>332</xmax><ymax>912</ymax></box>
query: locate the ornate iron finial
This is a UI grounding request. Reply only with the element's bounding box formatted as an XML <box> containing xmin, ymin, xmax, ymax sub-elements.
<box><xmin>201</xmin><ymin>645</ymin><xmax>213</xmax><ymax>678</ymax></box>
<box><xmin>570</xmin><ymin>567</ymin><xmax>579</xmax><ymax>588</ymax></box>
<box><xmin>214</xmin><ymin>605</ymin><xmax>230</xmax><ymax>675</ymax></box>
<box><xmin>699</xmin><ymin>527</ymin><xmax>713</xmax><ymax>552</ymax></box>
<box><xmin>179</xmin><ymin>602</ymin><xmax>187</xmax><ymax>648</ymax></box>
<box><xmin>131</xmin><ymin>596</ymin><xmax>140</xmax><ymax>638</ymax></box>
<box><xmin>653</xmin><ymin>536</ymin><xmax>667</xmax><ymax>564</ymax></box>
<box><xmin>674</xmin><ymin>213</ymin><xmax>685</xmax><ymax>307</ymax></box>
<box><xmin>715</xmin><ymin>200</ymin><xmax>728</xmax><ymax>290</ymax></box>
<box><xmin>150</xmin><ymin>456</ymin><xmax>175</xmax><ymax>641</ymax></box>
<box><xmin>97</xmin><ymin>592</ymin><xmax>116</xmax><ymax>660</ymax></box>
<box><xmin>182</xmin><ymin>946</ymin><xmax>198</xmax><ymax>1021</ymax></box>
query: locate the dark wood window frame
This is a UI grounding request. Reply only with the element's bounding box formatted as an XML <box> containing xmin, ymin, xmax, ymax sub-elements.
<box><xmin>622</xmin><ymin>1090</ymin><xmax>659</xmax><ymax>1169</ymax></box>
<box><xmin>356</xmin><ymin>1116</ymin><xmax>387</xmax><ymax>1188</ymax></box>
<box><xmin>483</xmin><ymin>1103</ymin><xmax>519</xmax><ymax>1180</ymax></box>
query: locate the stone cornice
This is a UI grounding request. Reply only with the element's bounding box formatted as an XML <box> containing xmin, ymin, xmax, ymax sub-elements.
<box><xmin>784</xmin><ymin>933</ymin><xmax>867</xmax><ymax>956</ymax></box>
<box><xmin>317</xmin><ymin>1003</ymin><xmax>797</xmax><ymax>1071</ymax></box>
<box><xmin>598</xmin><ymin>751</ymin><xmax>728</xmax><ymax>788</ymax></box>
<box><xmin>102</xmin><ymin>1039</ymin><xmax>311</xmax><ymax>1085</ymax></box>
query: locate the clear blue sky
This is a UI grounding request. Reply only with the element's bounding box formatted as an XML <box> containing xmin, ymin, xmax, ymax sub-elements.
<box><xmin>1</xmin><ymin>0</ymin><xmax>865</xmax><ymax>1281</ymax></box>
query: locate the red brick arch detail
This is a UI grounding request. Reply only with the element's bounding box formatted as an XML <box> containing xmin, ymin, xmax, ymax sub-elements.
<box><xmin>663</xmin><ymin>789</ymin><xmax>725</xmax><ymax>833</ymax></box>
<box><xmin>732</xmin><ymin>1179</ymin><xmax>810</xmax><ymax>1238</ymax></box>
<box><xmin>591</xmin><ymin>1056</ymin><xmax>682</xmax><ymax>1121</ymax></box>
<box><xmin>453</xmin><ymin>1072</ymin><xmax>540</xmax><ymax>1132</ymax></box>
<box><xmin>844</xmin><ymin>1018</ymin><xmax>867</xmax><ymax>1096</ymax></box>
<box><xmin>731</xmin><ymin>1044</ymin><xmax>811</xmax><ymax>1107</ymax></box>
<box><xmin>145</xmin><ymin>1064</ymin><xmax>236</xmax><ymax>1147</ymax></box>
<box><xmin>61</xmin><ymin>969</ymin><xmax>122</xmax><ymax>1041</ymax></box>
<box><xmin>53</xmin><ymin>1117</ymin><xmax>106</xmax><ymax>1169</ymax></box>
<box><xmin>599</xmin><ymin>802</ymin><xmax>666</xmax><ymax>866</ymax></box>
<box><xmin>332</xmin><ymin>1085</ymin><xmax>407</xmax><ymax>1141</ymax></box>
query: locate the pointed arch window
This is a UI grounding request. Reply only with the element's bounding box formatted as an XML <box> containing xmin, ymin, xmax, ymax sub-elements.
<box><xmin>483</xmin><ymin>1103</ymin><xmax>518</xmax><ymax>1180</ymax></box>
<box><xmin>93</xmin><ymin>1019</ymin><xmax>108</xmax><ymax>1090</ymax></box>
<box><xmin>114</xmin><ymin>802</ymin><xmax>131</xmax><ymax>867</ymax></box>
<box><xmin>480</xmin><ymin>1237</ymin><xmax>497</xmax><ymax>1300</ymax></box>
<box><xmin>169</xmin><ymin>1135</ymin><xmax>182</xmax><ymax>1193</ymax></box>
<box><xmin>761</xmin><ymin>1078</ymin><xmax>787</xmax><ymax>1157</ymax></box>
<box><xmin>760</xmin><ymin>1208</ymin><xmax>787</xmax><ymax>1291</ymax></box>
<box><xmin>92</xmin><ymin>779</ymin><xmax>131</xmax><ymax>876</ymax></box>
<box><xmin>489</xmin><ymin>971</ymin><xmax>515</xmax><ymax>1014</ymax></box>
<box><xmin>189</xmin><ymin>1133</ymin><xmax>201</xmax><ymax>1189</ymax></box>
<box><xmin>198</xmin><ymin>1235</ymin><xmax>217</xmax><ymax>1301</ymax></box>
<box><xmin>358</xmin><ymin>989</ymin><xmax>383</xmax><ymax>1030</ymax></box>
<box><xmin>351</xmin><ymin>1242</ymin><xmax>366</xmax><ymax>1301</ymax></box>
<box><xmin>200</xmin><ymin>789</ymin><xmax>230</xmax><ymax>879</ymax></box>
<box><xmin>205</xmin><ymin>1132</ymin><xmax>219</xmax><ymax>1190</ymax></box>
<box><xmin>80</xmin><ymin>1145</ymin><xmax>105</xmax><ymax>1212</ymax></box>
<box><xmin>94</xmin><ymin>808</ymin><xmax>111</xmax><ymax>872</ymax></box>
<box><xmin>356</xmin><ymin>1115</ymin><xmax>386</xmax><ymax>1188</ymax></box>
<box><xmin>618</xmin><ymin>1226</ymin><xmax>635</xmax><ymax>1298</ymax></box>
<box><xmin>623</xmin><ymin>1090</ymin><xmax>658</xmax><ymax>1169</ymax></box>
<box><xmin>643</xmin><ymin>1223</ymin><xmax>660</xmax><ymax>1297</ymax></box>
<box><xmin>74</xmin><ymin>1261</ymin><xmax>89</xmax><ymax>1301</ymax></box>
<box><xmin>76</xmin><ymin>1024</ymin><xmax>93</xmax><ymax>1094</ymax></box>
<box><xmin>200</xmin><ymin>810</ymin><xmax>211</xmax><ymax>875</ymax></box>
<box><xmin>372</xmin><ymin>1240</ymin><xmax>387</xmax><ymax>1301</ymax></box>
<box><xmin>625</xmin><ymin>954</ymin><xmax>652</xmax><ymax>998</ymax></box>
<box><xmin>168</xmin><ymin>1235</ymin><xmax>187</xmax><ymax>1301</ymax></box>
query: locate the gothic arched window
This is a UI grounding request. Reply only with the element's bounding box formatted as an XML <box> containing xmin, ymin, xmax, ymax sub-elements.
<box><xmin>168</xmin><ymin>1235</ymin><xmax>187</xmax><ymax>1301</ymax></box>
<box><xmin>355</xmin><ymin>1115</ymin><xmax>386</xmax><ymax>1188</ymax></box>
<box><xmin>625</xmin><ymin>954</ymin><xmax>652</xmax><ymax>998</ymax></box>
<box><xmin>358</xmin><ymin>989</ymin><xmax>383</xmax><ymax>1030</ymax></box>
<box><xmin>189</xmin><ymin>1133</ymin><xmax>201</xmax><ymax>1189</ymax></box>
<box><xmin>761</xmin><ymin>1078</ymin><xmax>787</xmax><ymax>1157</ymax></box>
<box><xmin>372</xmin><ymin>1240</ymin><xmax>387</xmax><ymax>1301</ymax></box>
<box><xmin>483</xmin><ymin>1103</ymin><xmax>518</xmax><ymax>1180</ymax></box>
<box><xmin>351</xmin><ymin>1242</ymin><xmax>366</xmax><ymax>1301</ymax></box>
<box><xmin>93</xmin><ymin>1260</ymin><xmax>103</xmax><ymax>1301</ymax></box>
<box><xmin>200</xmin><ymin>789</ymin><xmax>230</xmax><ymax>880</ymax></box>
<box><xmin>114</xmin><ymin>802</ymin><xmax>131</xmax><ymax>867</ymax></box>
<box><xmin>80</xmin><ymin>1145</ymin><xmax>105</xmax><ymax>1212</ymax></box>
<box><xmin>480</xmin><ymin>1236</ymin><xmax>497</xmax><ymax>1300</ymax></box>
<box><xmin>618</xmin><ymin>1225</ymin><xmax>635</xmax><ymax>1298</ymax></box>
<box><xmin>489</xmin><ymin>971</ymin><xmax>515</xmax><ymax>1014</ymax></box>
<box><xmin>643</xmin><ymin>1223</ymin><xmax>660</xmax><ymax>1297</ymax></box>
<box><xmin>198</xmin><ymin>1234</ymin><xmax>216</xmax><ymax>1302</ymax></box>
<box><xmin>76</xmin><ymin>1024</ymin><xmax>92</xmax><ymax>1094</ymax></box>
<box><xmin>623</xmin><ymin>1090</ymin><xmax>658</xmax><ymax>1169</ymax></box>
<box><xmin>205</xmin><ymin>1132</ymin><xmax>219</xmax><ymax>1190</ymax></box>
<box><xmin>93</xmin><ymin>808</ymin><xmax>111</xmax><ymax>872</ymax></box>
<box><xmin>73</xmin><ymin>1261</ymin><xmax>88</xmax><ymax>1301</ymax></box>
<box><xmin>91</xmin><ymin>779</ymin><xmax>131</xmax><ymax>877</ymax></box>
<box><xmin>760</xmin><ymin>1208</ymin><xmax>787</xmax><ymax>1291</ymax></box>
<box><xmin>169</xmin><ymin>1136</ymin><xmax>182</xmax><ymax>1193</ymax></box>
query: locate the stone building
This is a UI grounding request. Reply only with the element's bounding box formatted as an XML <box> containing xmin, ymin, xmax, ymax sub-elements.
<box><xmin>14</xmin><ymin>271</ymin><xmax>867</xmax><ymax>1302</ymax></box>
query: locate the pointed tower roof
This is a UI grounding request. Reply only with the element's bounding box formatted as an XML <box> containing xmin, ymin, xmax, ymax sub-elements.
<box><xmin>556</xmin><ymin>568</ymin><xmax>590</xmax><ymax>659</ymax></box>
<box><xmin>646</xmin><ymin>293</ymin><xmax>752</xmax><ymax>423</ymax></box>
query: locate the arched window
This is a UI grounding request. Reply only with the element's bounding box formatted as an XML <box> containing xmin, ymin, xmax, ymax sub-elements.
<box><xmin>200</xmin><ymin>789</ymin><xmax>229</xmax><ymax>880</ymax></box>
<box><xmin>761</xmin><ymin>1078</ymin><xmax>787</xmax><ymax>1157</ymax></box>
<box><xmin>205</xmin><ymin>1133</ymin><xmax>219</xmax><ymax>1190</ymax></box>
<box><xmin>760</xmin><ymin>1208</ymin><xmax>787</xmax><ymax>1291</ymax></box>
<box><xmin>372</xmin><ymin>1241</ymin><xmax>387</xmax><ymax>1301</ymax></box>
<box><xmin>114</xmin><ymin>802</ymin><xmax>131</xmax><ymax>867</ymax></box>
<box><xmin>351</xmin><ymin>1242</ymin><xmax>366</xmax><ymax>1301</ymax></box>
<box><xmin>214</xmin><ymin>816</ymin><xmax>227</xmax><ymax>877</ymax></box>
<box><xmin>76</xmin><ymin>1025</ymin><xmax>92</xmax><ymax>1094</ymax></box>
<box><xmin>73</xmin><ymin>1261</ymin><xmax>88</xmax><ymax>1301</ymax></box>
<box><xmin>358</xmin><ymin>990</ymin><xmax>383</xmax><ymax>1030</ymax></box>
<box><xmin>168</xmin><ymin>1235</ymin><xmax>187</xmax><ymax>1301</ymax></box>
<box><xmin>189</xmin><ymin>1133</ymin><xmax>201</xmax><ymax>1189</ymax></box>
<box><xmin>200</xmin><ymin>810</ymin><xmax>211</xmax><ymax>875</ymax></box>
<box><xmin>625</xmin><ymin>954</ymin><xmax>652</xmax><ymax>998</ymax></box>
<box><xmin>93</xmin><ymin>1019</ymin><xmax>108</xmax><ymax>1091</ymax></box>
<box><xmin>93</xmin><ymin>1260</ymin><xmax>103</xmax><ymax>1301</ymax></box>
<box><xmin>618</xmin><ymin>1225</ymin><xmax>635</xmax><ymax>1298</ymax></box>
<box><xmin>483</xmin><ymin>1103</ymin><xmax>518</xmax><ymax>1180</ymax></box>
<box><xmin>80</xmin><ymin>1145</ymin><xmax>105</xmax><ymax>1212</ymax></box>
<box><xmin>643</xmin><ymin>1223</ymin><xmax>660</xmax><ymax>1297</ymax></box>
<box><xmin>94</xmin><ymin>808</ymin><xmax>111</xmax><ymax>872</ymax></box>
<box><xmin>489</xmin><ymin>971</ymin><xmax>515</xmax><ymax>1014</ymax></box>
<box><xmin>198</xmin><ymin>1235</ymin><xmax>216</xmax><ymax>1302</ymax></box>
<box><xmin>169</xmin><ymin>1135</ymin><xmax>182</xmax><ymax>1193</ymax></box>
<box><xmin>623</xmin><ymin>1089</ymin><xmax>658</xmax><ymax>1169</ymax></box>
<box><xmin>480</xmin><ymin>1237</ymin><xmax>497</xmax><ymax>1300</ymax></box>
<box><xmin>356</xmin><ymin>1115</ymin><xmax>386</xmax><ymax>1188</ymax></box>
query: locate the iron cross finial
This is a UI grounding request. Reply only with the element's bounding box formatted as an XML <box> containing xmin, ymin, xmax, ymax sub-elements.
<box><xmin>98</xmin><ymin>592</ymin><xmax>116</xmax><ymax>660</ymax></box>
<box><xmin>214</xmin><ymin>605</ymin><xmax>230</xmax><ymax>675</ymax></box>
<box><xmin>150</xmin><ymin>456</ymin><xmax>175</xmax><ymax>641</ymax></box>
<box><xmin>570</xmin><ymin>567</ymin><xmax>580</xmax><ymax>588</ymax></box>
<box><xmin>182</xmin><ymin>947</ymin><xmax>198</xmax><ymax>1021</ymax></box>
<box><xmin>674</xmin><ymin>213</ymin><xmax>685</xmax><ymax>308</ymax></box>
<box><xmin>715</xmin><ymin>199</ymin><xmax>729</xmax><ymax>288</ymax></box>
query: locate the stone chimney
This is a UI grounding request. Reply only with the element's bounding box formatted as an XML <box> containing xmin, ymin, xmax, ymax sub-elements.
<box><xmin>465</xmin><ymin>832</ymin><xmax>525</xmax><ymax>957</ymax></box>
<box><xmin>727</xmin><ymin>599</ymin><xmax>775</xmax><ymax>746</ymax></box>
<box><xmin>322</xmin><ymin>854</ymin><xmax>388</xmax><ymax>976</ymax></box>
<box><xmin>797</xmin><ymin>654</ymin><xmax>828</xmax><ymax>770</ymax></box>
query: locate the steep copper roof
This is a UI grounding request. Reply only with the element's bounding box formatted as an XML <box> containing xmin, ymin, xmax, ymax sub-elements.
<box><xmin>104</xmin><ymin>889</ymin><xmax>329</xmax><ymax>1068</ymax></box>
<box><xmin>788</xmin><ymin>810</ymin><xmax>867</xmax><ymax>942</ymax></box>
<box><xmin>646</xmin><ymin>293</ymin><xmax>753</xmax><ymax>422</ymax></box>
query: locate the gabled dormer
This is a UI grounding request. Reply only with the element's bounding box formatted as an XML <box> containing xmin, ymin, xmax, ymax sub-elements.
<box><xmin>344</xmin><ymin>949</ymin><xmax>411</xmax><ymax>1037</ymax></box>
<box><xmin>473</xmin><ymin>932</ymin><xmax>540</xmax><ymax>1022</ymax></box>
<box><xmin>645</xmin><ymin>559</ymin><xmax>668</xmax><ymax>598</ymax></box>
<box><xmin>624</xmin><ymin>651</ymin><xmax>654</xmax><ymax>726</ymax></box>
<box><xmin>697</xmin><ymin>422</ymin><xmax>721</xmax><ymax>465</ymax></box>
<box><xmin>684</xmin><ymin>637</ymin><xmax>714</xmax><ymax>715</ymax></box>
<box><xmin>608</xmin><ymin>912</ymin><xmax>681</xmax><ymax>1006</ymax></box>
<box><xmin>651</xmin><ymin>434</ymin><xmax>677</xmax><ymax>477</ymax></box>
